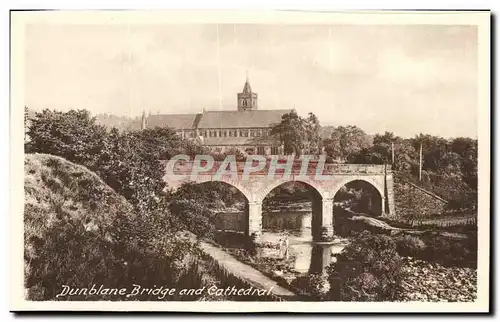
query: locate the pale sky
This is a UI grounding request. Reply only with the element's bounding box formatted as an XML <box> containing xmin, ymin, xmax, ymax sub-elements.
<box><xmin>24</xmin><ymin>23</ymin><xmax>478</xmax><ymax>138</ymax></box>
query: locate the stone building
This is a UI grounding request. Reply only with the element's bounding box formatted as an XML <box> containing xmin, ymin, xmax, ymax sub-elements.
<box><xmin>141</xmin><ymin>77</ymin><xmax>292</xmax><ymax>155</ymax></box>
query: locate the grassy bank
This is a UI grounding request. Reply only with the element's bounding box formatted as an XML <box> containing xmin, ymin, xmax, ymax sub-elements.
<box><xmin>24</xmin><ymin>153</ymin><xmax>228</xmax><ymax>301</ymax></box>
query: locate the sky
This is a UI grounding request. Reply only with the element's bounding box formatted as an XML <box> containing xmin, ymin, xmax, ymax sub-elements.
<box><xmin>24</xmin><ymin>23</ymin><xmax>478</xmax><ymax>138</ymax></box>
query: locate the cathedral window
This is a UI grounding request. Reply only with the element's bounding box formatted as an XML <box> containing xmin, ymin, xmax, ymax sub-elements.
<box><xmin>271</xmin><ymin>147</ymin><xmax>279</xmax><ymax>155</ymax></box>
<box><xmin>257</xmin><ymin>147</ymin><xmax>265</xmax><ymax>155</ymax></box>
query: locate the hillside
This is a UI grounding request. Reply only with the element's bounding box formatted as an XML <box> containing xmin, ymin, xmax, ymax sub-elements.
<box><xmin>24</xmin><ymin>153</ymin><xmax>238</xmax><ymax>301</ymax></box>
<box><xmin>24</xmin><ymin>153</ymin><xmax>138</xmax><ymax>300</ymax></box>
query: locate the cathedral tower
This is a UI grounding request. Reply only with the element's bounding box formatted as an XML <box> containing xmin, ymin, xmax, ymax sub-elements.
<box><xmin>237</xmin><ymin>75</ymin><xmax>258</xmax><ymax>111</ymax></box>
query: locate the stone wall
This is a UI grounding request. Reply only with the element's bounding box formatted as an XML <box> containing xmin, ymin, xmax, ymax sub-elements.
<box><xmin>215</xmin><ymin>212</ymin><xmax>246</xmax><ymax>232</ymax></box>
<box><xmin>214</xmin><ymin>211</ymin><xmax>312</xmax><ymax>233</ymax></box>
<box><xmin>393</xmin><ymin>174</ymin><xmax>448</xmax><ymax>219</ymax></box>
<box><xmin>262</xmin><ymin>211</ymin><xmax>311</xmax><ymax>232</ymax></box>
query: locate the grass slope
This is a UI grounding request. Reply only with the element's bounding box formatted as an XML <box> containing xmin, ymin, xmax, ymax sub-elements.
<box><xmin>24</xmin><ymin>153</ymin><xmax>136</xmax><ymax>300</ymax></box>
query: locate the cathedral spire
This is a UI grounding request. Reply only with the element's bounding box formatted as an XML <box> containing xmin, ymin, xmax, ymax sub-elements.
<box><xmin>242</xmin><ymin>72</ymin><xmax>252</xmax><ymax>95</ymax></box>
<box><xmin>237</xmin><ymin>74</ymin><xmax>258</xmax><ymax>111</ymax></box>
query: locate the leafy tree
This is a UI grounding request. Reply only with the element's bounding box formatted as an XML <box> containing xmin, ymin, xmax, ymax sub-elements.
<box><xmin>222</xmin><ymin>147</ymin><xmax>246</xmax><ymax>161</ymax></box>
<box><xmin>373</xmin><ymin>131</ymin><xmax>402</xmax><ymax>146</ymax></box>
<box><xmin>26</xmin><ymin>109</ymin><xmax>108</xmax><ymax>168</ymax></box>
<box><xmin>271</xmin><ymin>110</ymin><xmax>305</xmax><ymax>155</ymax></box>
<box><xmin>270</xmin><ymin>111</ymin><xmax>322</xmax><ymax>156</ymax></box>
<box><xmin>450</xmin><ymin>137</ymin><xmax>478</xmax><ymax>191</ymax></box>
<box><xmin>26</xmin><ymin>109</ymin><xmax>208</xmax><ymax>213</ymax></box>
<box><xmin>393</xmin><ymin>139</ymin><xmax>419</xmax><ymax>172</ymax></box>
<box><xmin>411</xmin><ymin>134</ymin><xmax>449</xmax><ymax>172</ymax></box>
<box><xmin>304</xmin><ymin>112</ymin><xmax>322</xmax><ymax>155</ymax></box>
<box><xmin>324</xmin><ymin>125</ymin><xmax>371</xmax><ymax>162</ymax></box>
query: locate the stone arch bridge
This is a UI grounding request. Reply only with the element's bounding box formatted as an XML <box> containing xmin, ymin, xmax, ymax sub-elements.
<box><xmin>164</xmin><ymin>159</ymin><xmax>395</xmax><ymax>242</ymax></box>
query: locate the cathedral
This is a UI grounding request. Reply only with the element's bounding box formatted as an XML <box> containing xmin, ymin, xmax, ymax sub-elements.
<box><xmin>141</xmin><ymin>77</ymin><xmax>292</xmax><ymax>156</ymax></box>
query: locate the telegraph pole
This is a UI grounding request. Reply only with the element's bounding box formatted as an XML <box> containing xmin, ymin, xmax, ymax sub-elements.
<box><xmin>391</xmin><ymin>142</ymin><xmax>395</xmax><ymax>165</ymax></box>
<box><xmin>419</xmin><ymin>141</ymin><xmax>423</xmax><ymax>181</ymax></box>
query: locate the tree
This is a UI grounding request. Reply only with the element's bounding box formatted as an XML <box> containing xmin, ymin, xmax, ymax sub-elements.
<box><xmin>222</xmin><ymin>147</ymin><xmax>246</xmax><ymax>162</ymax></box>
<box><xmin>393</xmin><ymin>140</ymin><xmax>419</xmax><ymax>172</ymax></box>
<box><xmin>304</xmin><ymin>113</ymin><xmax>322</xmax><ymax>155</ymax></box>
<box><xmin>269</xmin><ymin>111</ymin><xmax>323</xmax><ymax>156</ymax></box>
<box><xmin>451</xmin><ymin>137</ymin><xmax>478</xmax><ymax>191</ymax></box>
<box><xmin>411</xmin><ymin>134</ymin><xmax>449</xmax><ymax>172</ymax></box>
<box><xmin>26</xmin><ymin>109</ymin><xmax>108</xmax><ymax>168</ymax></box>
<box><xmin>26</xmin><ymin>109</ymin><xmax>206</xmax><ymax>210</ymax></box>
<box><xmin>373</xmin><ymin>131</ymin><xmax>402</xmax><ymax>146</ymax></box>
<box><xmin>270</xmin><ymin>110</ymin><xmax>305</xmax><ymax>155</ymax></box>
<box><xmin>324</xmin><ymin>126</ymin><xmax>371</xmax><ymax>162</ymax></box>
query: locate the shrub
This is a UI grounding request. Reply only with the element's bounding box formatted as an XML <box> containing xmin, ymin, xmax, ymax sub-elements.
<box><xmin>395</xmin><ymin>235</ymin><xmax>427</xmax><ymax>257</ymax></box>
<box><xmin>327</xmin><ymin>230</ymin><xmax>405</xmax><ymax>301</ymax></box>
<box><xmin>292</xmin><ymin>274</ymin><xmax>329</xmax><ymax>300</ymax></box>
<box><xmin>421</xmin><ymin>234</ymin><xmax>477</xmax><ymax>268</ymax></box>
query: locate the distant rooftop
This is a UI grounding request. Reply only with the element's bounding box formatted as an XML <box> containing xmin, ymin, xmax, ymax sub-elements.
<box><xmin>146</xmin><ymin>113</ymin><xmax>200</xmax><ymax>130</ymax></box>
<box><xmin>197</xmin><ymin>109</ymin><xmax>292</xmax><ymax>129</ymax></box>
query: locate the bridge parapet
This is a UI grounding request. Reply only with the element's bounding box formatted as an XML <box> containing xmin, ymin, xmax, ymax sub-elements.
<box><xmin>166</xmin><ymin>160</ymin><xmax>389</xmax><ymax>176</ymax></box>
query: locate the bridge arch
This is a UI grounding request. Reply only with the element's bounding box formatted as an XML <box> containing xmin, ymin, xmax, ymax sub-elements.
<box><xmin>185</xmin><ymin>179</ymin><xmax>253</xmax><ymax>236</ymax></box>
<box><xmin>330</xmin><ymin>177</ymin><xmax>385</xmax><ymax>216</ymax></box>
<box><xmin>260</xmin><ymin>180</ymin><xmax>326</xmax><ymax>241</ymax></box>
<box><xmin>192</xmin><ymin>175</ymin><xmax>253</xmax><ymax>203</ymax></box>
<box><xmin>257</xmin><ymin>179</ymin><xmax>326</xmax><ymax>203</ymax></box>
<box><xmin>328</xmin><ymin>177</ymin><xmax>384</xmax><ymax>200</ymax></box>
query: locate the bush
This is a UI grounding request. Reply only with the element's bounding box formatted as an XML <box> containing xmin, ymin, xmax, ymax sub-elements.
<box><xmin>291</xmin><ymin>274</ymin><xmax>329</xmax><ymax>300</ymax></box>
<box><xmin>395</xmin><ymin>235</ymin><xmax>427</xmax><ymax>257</ymax></box>
<box><xmin>327</xmin><ymin>231</ymin><xmax>405</xmax><ymax>301</ymax></box>
<box><xmin>421</xmin><ymin>234</ymin><xmax>477</xmax><ymax>268</ymax></box>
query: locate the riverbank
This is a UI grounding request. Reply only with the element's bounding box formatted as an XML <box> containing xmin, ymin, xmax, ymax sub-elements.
<box><xmin>397</xmin><ymin>258</ymin><xmax>477</xmax><ymax>302</ymax></box>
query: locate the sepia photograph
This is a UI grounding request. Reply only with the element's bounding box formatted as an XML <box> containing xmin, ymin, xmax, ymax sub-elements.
<box><xmin>9</xmin><ymin>10</ymin><xmax>490</xmax><ymax>313</ymax></box>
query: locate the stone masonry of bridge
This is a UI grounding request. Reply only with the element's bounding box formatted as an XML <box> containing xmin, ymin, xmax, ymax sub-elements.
<box><xmin>164</xmin><ymin>159</ymin><xmax>396</xmax><ymax>242</ymax></box>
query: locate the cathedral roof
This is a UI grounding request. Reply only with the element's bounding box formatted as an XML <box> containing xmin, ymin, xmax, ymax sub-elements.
<box><xmin>197</xmin><ymin>109</ymin><xmax>293</xmax><ymax>129</ymax></box>
<box><xmin>146</xmin><ymin>113</ymin><xmax>201</xmax><ymax>130</ymax></box>
<box><xmin>202</xmin><ymin>136</ymin><xmax>278</xmax><ymax>146</ymax></box>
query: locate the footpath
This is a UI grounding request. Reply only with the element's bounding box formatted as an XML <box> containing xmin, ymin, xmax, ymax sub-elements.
<box><xmin>199</xmin><ymin>242</ymin><xmax>296</xmax><ymax>298</ymax></box>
